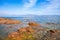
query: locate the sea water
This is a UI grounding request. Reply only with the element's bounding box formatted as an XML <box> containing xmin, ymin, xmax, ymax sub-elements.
<box><xmin>0</xmin><ymin>15</ymin><xmax>60</xmax><ymax>37</ymax></box>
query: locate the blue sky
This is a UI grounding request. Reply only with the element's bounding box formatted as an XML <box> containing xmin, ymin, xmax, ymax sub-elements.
<box><xmin>0</xmin><ymin>0</ymin><xmax>60</xmax><ymax>17</ymax></box>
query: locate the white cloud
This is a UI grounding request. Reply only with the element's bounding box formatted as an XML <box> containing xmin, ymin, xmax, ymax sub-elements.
<box><xmin>29</xmin><ymin>0</ymin><xmax>60</xmax><ymax>15</ymax></box>
<box><xmin>0</xmin><ymin>0</ymin><xmax>60</xmax><ymax>16</ymax></box>
<box><xmin>22</xmin><ymin>0</ymin><xmax>60</xmax><ymax>15</ymax></box>
<box><xmin>23</xmin><ymin>0</ymin><xmax>37</xmax><ymax>9</ymax></box>
<box><xmin>37</xmin><ymin>0</ymin><xmax>60</xmax><ymax>15</ymax></box>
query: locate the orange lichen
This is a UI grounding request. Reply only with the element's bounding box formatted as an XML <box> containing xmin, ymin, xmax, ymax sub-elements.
<box><xmin>7</xmin><ymin>26</ymin><xmax>35</xmax><ymax>40</ymax></box>
<box><xmin>25</xmin><ymin>27</ymin><xmax>35</xmax><ymax>33</ymax></box>
<box><xmin>8</xmin><ymin>32</ymin><xmax>19</xmax><ymax>38</ymax></box>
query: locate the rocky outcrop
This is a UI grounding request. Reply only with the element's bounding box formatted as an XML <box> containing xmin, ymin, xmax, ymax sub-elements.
<box><xmin>5</xmin><ymin>20</ymin><xmax>21</xmax><ymax>24</ymax></box>
<box><xmin>7</xmin><ymin>26</ymin><xmax>60</xmax><ymax>40</ymax></box>
<box><xmin>0</xmin><ymin>18</ymin><xmax>21</xmax><ymax>24</ymax></box>
<box><xmin>7</xmin><ymin>26</ymin><xmax>35</xmax><ymax>40</ymax></box>
<box><xmin>28</xmin><ymin>22</ymin><xmax>41</xmax><ymax>27</ymax></box>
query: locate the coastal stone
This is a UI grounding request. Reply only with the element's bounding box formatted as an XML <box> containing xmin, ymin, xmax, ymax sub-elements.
<box><xmin>28</xmin><ymin>22</ymin><xmax>41</xmax><ymax>27</ymax></box>
<box><xmin>0</xmin><ymin>18</ymin><xmax>21</xmax><ymax>24</ymax></box>
<box><xmin>17</xmin><ymin>26</ymin><xmax>35</xmax><ymax>34</ymax></box>
<box><xmin>5</xmin><ymin>20</ymin><xmax>21</xmax><ymax>24</ymax></box>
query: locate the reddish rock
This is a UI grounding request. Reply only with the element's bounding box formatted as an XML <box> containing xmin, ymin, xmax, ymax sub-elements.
<box><xmin>5</xmin><ymin>20</ymin><xmax>21</xmax><ymax>24</ymax></box>
<box><xmin>0</xmin><ymin>18</ymin><xmax>21</xmax><ymax>24</ymax></box>
<box><xmin>28</xmin><ymin>22</ymin><xmax>41</xmax><ymax>27</ymax></box>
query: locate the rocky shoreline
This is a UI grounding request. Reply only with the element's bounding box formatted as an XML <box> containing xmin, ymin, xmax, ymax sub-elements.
<box><xmin>0</xmin><ymin>18</ymin><xmax>60</xmax><ymax>40</ymax></box>
<box><xmin>0</xmin><ymin>18</ymin><xmax>21</xmax><ymax>24</ymax></box>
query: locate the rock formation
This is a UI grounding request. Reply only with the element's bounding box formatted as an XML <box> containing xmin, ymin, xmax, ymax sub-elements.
<box><xmin>0</xmin><ymin>18</ymin><xmax>21</xmax><ymax>24</ymax></box>
<box><xmin>28</xmin><ymin>22</ymin><xmax>41</xmax><ymax>27</ymax></box>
